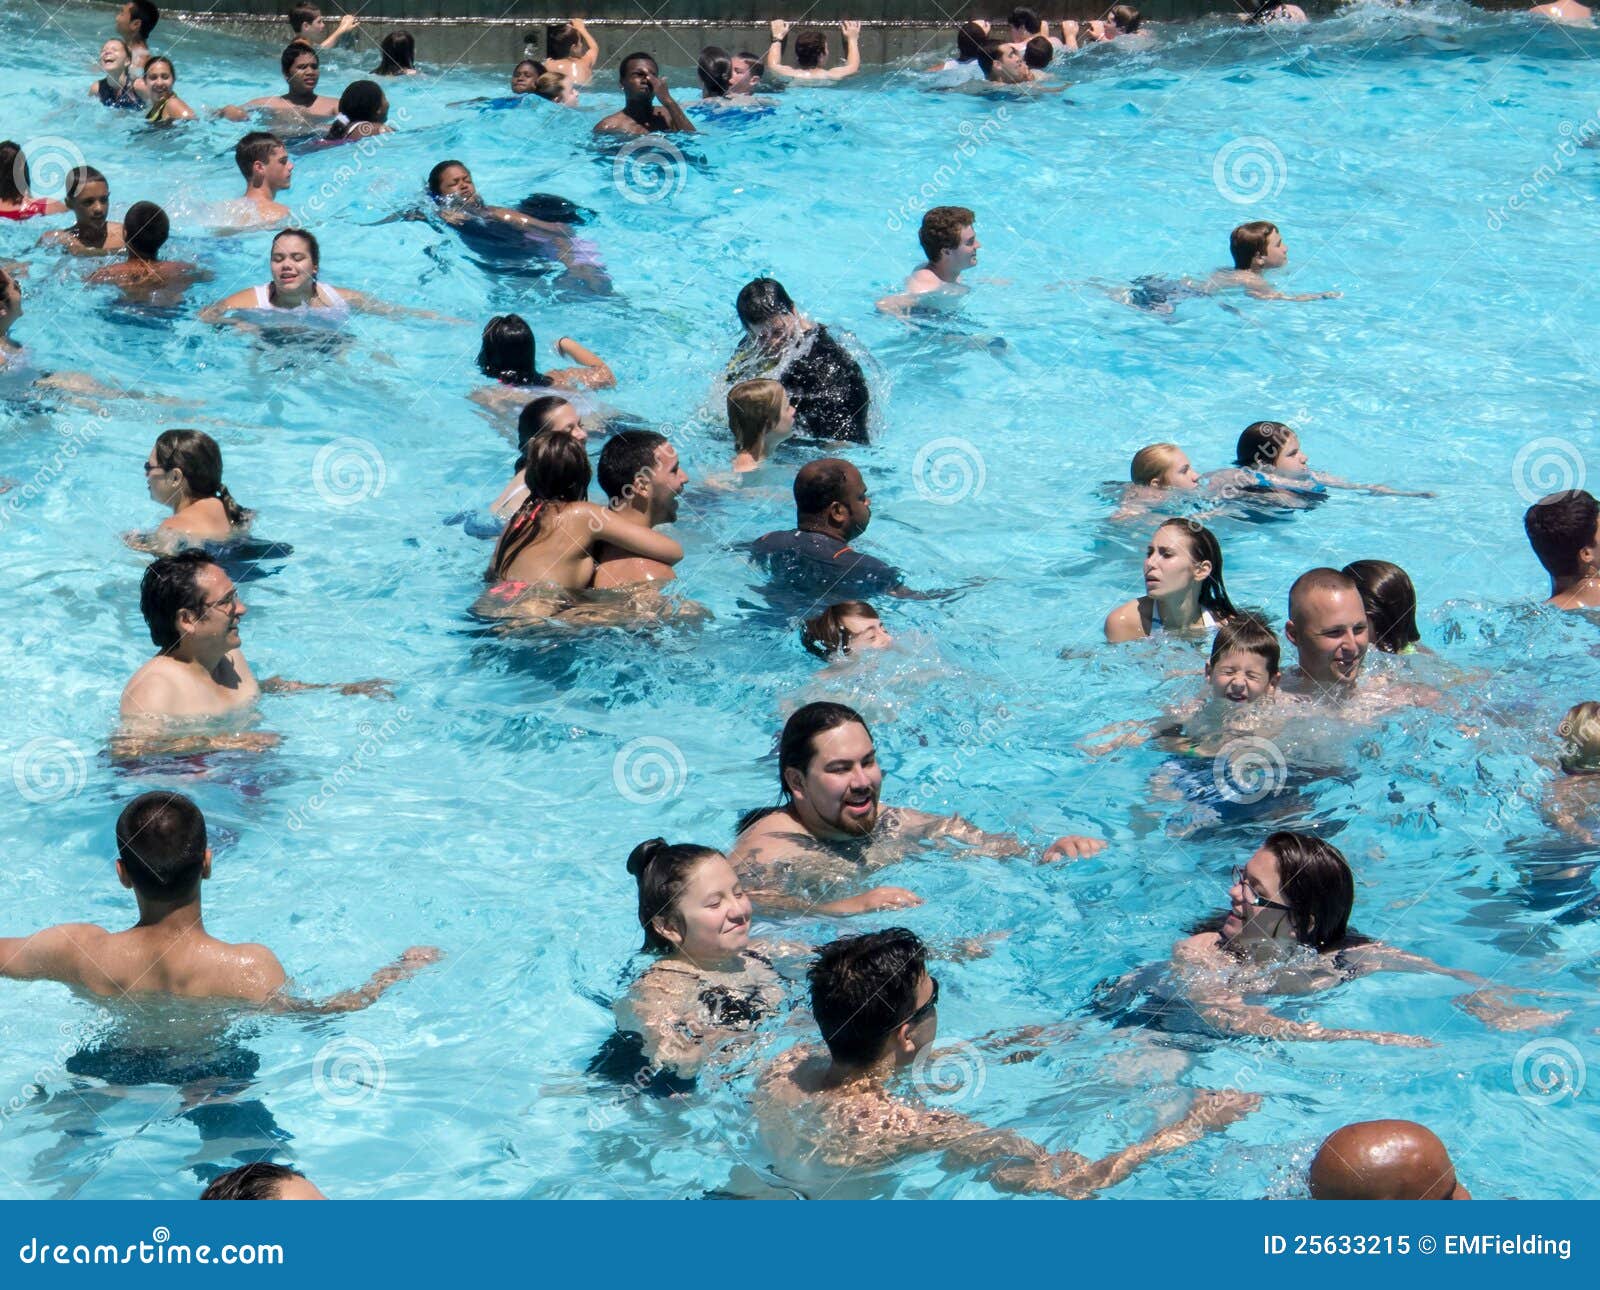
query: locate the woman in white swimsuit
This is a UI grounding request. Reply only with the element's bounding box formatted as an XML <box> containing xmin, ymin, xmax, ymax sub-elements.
<box><xmin>1104</xmin><ymin>518</ymin><xmax>1238</xmax><ymax>642</ymax></box>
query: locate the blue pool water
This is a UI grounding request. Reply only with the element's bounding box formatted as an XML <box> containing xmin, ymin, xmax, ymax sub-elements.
<box><xmin>2</xmin><ymin>1</ymin><xmax>1599</xmax><ymax>1199</ymax></box>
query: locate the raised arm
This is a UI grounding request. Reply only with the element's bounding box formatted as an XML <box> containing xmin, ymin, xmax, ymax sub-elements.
<box><xmin>572</xmin><ymin>19</ymin><xmax>600</xmax><ymax>71</ymax></box>
<box><xmin>272</xmin><ymin>946</ymin><xmax>439</xmax><ymax>1014</ymax></box>
<box><xmin>319</xmin><ymin>14</ymin><xmax>359</xmax><ymax>49</ymax></box>
<box><xmin>584</xmin><ymin>505</ymin><xmax>684</xmax><ymax>564</ymax></box>
<box><xmin>547</xmin><ymin>336</ymin><xmax>615</xmax><ymax>389</ymax></box>
<box><xmin>765</xmin><ymin>20</ymin><xmax>804</xmax><ymax>75</ymax></box>
<box><xmin>830</xmin><ymin>21</ymin><xmax>863</xmax><ymax>80</ymax></box>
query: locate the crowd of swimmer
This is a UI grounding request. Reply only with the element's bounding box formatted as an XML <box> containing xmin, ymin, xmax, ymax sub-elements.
<box><xmin>3</xmin><ymin>1</ymin><xmax>1598</xmax><ymax>1201</ymax></box>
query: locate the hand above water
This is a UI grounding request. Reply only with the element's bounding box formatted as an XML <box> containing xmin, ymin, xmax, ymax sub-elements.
<box><xmin>770</xmin><ymin>19</ymin><xmax>790</xmax><ymax>39</ymax></box>
<box><xmin>1041</xmin><ymin>835</ymin><xmax>1108</xmax><ymax>862</ymax></box>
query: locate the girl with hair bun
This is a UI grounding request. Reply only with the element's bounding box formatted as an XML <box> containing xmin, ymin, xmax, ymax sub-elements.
<box><xmin>136</xmin><ymin>429</ymin><xmax>253</xmax><ymax>551</ymax></box>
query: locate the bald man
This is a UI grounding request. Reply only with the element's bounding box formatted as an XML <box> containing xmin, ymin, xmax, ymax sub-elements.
<box><xmin>1309</xmin><ymin>1120</ymin><xmax>1470</xmax><ymax>1199</ymax></box>
<box><xmin>749</xmin><ymin>458</ymin><xmax>905</xmax><ymax>602</ymax></box>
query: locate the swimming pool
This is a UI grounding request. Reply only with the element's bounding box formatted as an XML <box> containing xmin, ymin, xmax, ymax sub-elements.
<box><xmin>2</xmin><ymin>1</ymin><xmax>1598</xmax><ymax>1199</ymax></box>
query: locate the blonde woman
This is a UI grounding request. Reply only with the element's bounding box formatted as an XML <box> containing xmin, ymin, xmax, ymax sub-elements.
<box><xmin>728</xmin><ymin>378</ymin><xmax>794</xmax><ymax>472</ymax></box>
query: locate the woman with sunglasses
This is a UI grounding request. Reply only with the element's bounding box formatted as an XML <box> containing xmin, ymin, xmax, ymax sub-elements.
<box><xmin>134</xmin><ymin>429</ymin><xmax>253</xmax><ymax>553</ymax></box>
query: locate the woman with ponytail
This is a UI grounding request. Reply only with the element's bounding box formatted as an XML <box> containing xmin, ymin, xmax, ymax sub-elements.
<box><xmin>138</xmin><ymin>429</ymin><xmax>253</xmax><ymax>550</ymax></box>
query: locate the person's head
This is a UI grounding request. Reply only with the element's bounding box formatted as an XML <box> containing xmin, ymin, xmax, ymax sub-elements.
<box><xmin>1341</xmin><ymin>560</ymin><xmax>1419</xmax><ymax>654</ymax></box>
<box><xmin>374</xmin><ymin>30</ymin><xmax>416</xmax><ymax>75</ymax></box>
<box><xmin>793</xmin><ymin>28</ymin><xmax>829</xmax><ymax>68</ymax></box>
<box><xmin>236</xmin><ymin>132</ymin><xmax>292</xmax><ymax>191</ymax></box>
<box><xmin>1130</xmin><ymin>443</ymin><xmax>1199</xmax><ymax>490</ymax></box>
<box><xmin>0</xmin><ymin>265</ymin><xmax>23</xmax><ymax>330</ymax></box>
<box><xmin>795</xmin><ymin>458</ymin><xmax>871</xmax><ymax>541</ymax></box>
<box><xmin>619</xmin><ymin>52</ymin><xmax>658</xmax><ymax>102</ymax></box>
<box><xmin>1524</xmin><ymin>489</ymin><xmax>1600</xmax><ymax>582</ymax></box>
<box><xmin>476</xmin><ymin>314</ymin><xmax>541</xmax><ymax>386</ymax></box>
<box><xmin>202</xmin><ymin>1162</ymin><xmax>326</xmax><ymax>1201</ymax></box>
<box><xmin>1234</xmin><ymin>419</ymin><xmax>1307</xmax><ymax>477</ymax></box>
<box><xmin>1230</xmin><ymin>220</ymin><xmax>1285</xmax><ymax>271</ymax></box>
<box><xmin>729</xmin><ymin>52</ymin><xmax>764</xmax><ymax>94</ymax></box>
<box><xmin>116</xmin><ymin>789</ymin><xmax>208</xmax><ymax>904</ymax></box>
<box><xmin>517</xmin><ymin>395</ymin><xmax>583</xmax><ymax>458</ymax></box>
<box><xmin>980</xmin><ymin>40</ymin><xmax>1028</xmax><ymax>83</ymax></box>
<box><xmin>100</xmin><ymin>38</ymin><xmax>132</xmax><ymax>77</ymax></box>
<box><xmin>597</xmin><ymin>430</ymin><xmax>687</xmax><ymax>525</ymax></box>
<box><xmin>802</xmin><ymin>601</ymin><xmax>891</xmax><ymax>660</ymax></box>
<box><xmin>767</xmin><ymin>701</ymin><xmax>882</xmax><ymax>838</ymax></box>
<box><xmin>1206</xmin><ymin>613</ymin><xmax>1280</xmax><ymax>704</ymax></box>
<box><xmin>268</xmin><ymin>228</ymin><xmax>319</xmax><ymax>293</ymax></box>
<box><xmin>727</xmin><ymin>378</ymin><xmax>794</xmax><ymax>458</ymax></box>
<box><xmin>427</xmin><ymin>159</ymin><xmax>476</xmax><ymax>203</ymax></box>
<box><xmin>534</xmin><ymin>72</ymin><xmax>576</xmax><ymax>105</ymax></box>
<box><xmin>140</xmin><ymin>550</ymin><xmax>245</xmax><ymax>657</ymax></box>
<box><xmin>287</xmin><ymin>3</ymin><xmax>324</xmax><ymax>39</ymax></box>
<box><xmin>1286</xmin><ymin>568</ymin><xmax>1369</xmax><ymax>686</ymax></box>
<box><xmin>1309</xmin><ymin>1122</ymin><xmax>1469</xmax><ymax>1200</ymax></box>
<box><xmin>918</xmin><ymin>205</ymin><xmax>978</xmax><ymax>274</ymax></box>
<box><xmin>547</xmin><ymin>22</ymin><xmax>585</xmax><ymax>59</ymax></box>
<box><xmin>1111</xmin><ymin>5</ymin><xmax>1143</xmax><ymax>33</ymax></box>
<box><xmin>143</xmin><ymin>55</ymin><xmax>177</xmax><ymax>99</ymax></box>
<box><xmin>64</xmin><ymin>166</ymin><xmax>109</xmax><ymax>229</ymax></box>
<box><xmin>955</xmin><ymin>21</ymin><xmax>990</xmax><ymax>62</ymax></box>
<box><xmin>281</xmin><ymin>42</ymin><xmax>320</xmax><ymax>94</ymax></box>
<box><xmin>697</xmin><ymin>45</ymin><xmax>734</xmax><ymax>97</ymax></box>
<box><xmin>1144</xmin><ymin>519</ymin><xmax>1237</xmax><ymax>619</ymax></box>
<box><xmin>491</xmin><ymin>432</ymin><xmax>591</xmax><ymax>578</ymax></box>
<box><xmin>336</xmin><ymin>79</ymin><xmax>388</xmax><ymax>125</ymax></box>
<box><xmin>626</xmin><ymin>839</ymin><xmax>750</xmax><ymax>960</ymax></box>
<box><xmin>122</xmin><ymin>200</ymin><xmax>169</xmax><ymax>260</ymax></box>
<box><xmin>1024</xmin><ymin>35</ymin><xmax>1054</xmax><ymax>69</ymax></box>
<box><xmin>1008</xmin><ymin>7</ymin><xmax>1043</xmax><ymax>41</ymax></box>
<box><xmin>118</xmin><ymin>0</ymin><xmax>159</xmax><ymax>42</ymax></box>
<box><xmin>146</xmin><ymin>428</ymin><xmax>248</xmax><ymax>526</ymax></box>
<box><xmin>735</xmin><ymin>277</ymin><xmax>800</xmax><ymax>346</ymax></box>
<box><xmin>511</xmin><ymin>59</ymin><xmax>543</xmax><ymax>93</ymax></box>
<box><xmin>1558</xmin><ymin>701</ymin><xmax>1600</xmax><ymax>774</ymax></box>
<box><xmin>810</xmin><ymin>929</ymin><xmax>935</xmax><ymax>1068</ymax></box>
<box><xmin>0</xmin><ymin>141</ymin><xmax>32</xmax><ymax>202</ymax></box>
<box><xmin>1224</xmin><ymin>831</ymin><xmax>1353</xmax><ymax>949</ymax></box>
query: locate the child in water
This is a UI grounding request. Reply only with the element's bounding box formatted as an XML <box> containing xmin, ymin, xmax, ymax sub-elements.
<box><xmin>1207</xmin><ymin>421</ymin><xmax>1434</xmax><ymax>507</ymax></box>
<box><xmin>1542</xmin><ymin>702</ymin><xmax>1600</xmax><ymax>845</ymax></box>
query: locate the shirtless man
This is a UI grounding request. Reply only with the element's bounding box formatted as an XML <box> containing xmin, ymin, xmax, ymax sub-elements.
<box><xmin>594</xmin><ymin>53</ymin><xmax>695</xmax><ymax>136</ymax></box>
<box><xmin>592</xmin><ymin>431</ymin><xmax>689</xmax><ymax>590</ymax></box>
<box><xmin>729</xmin><ymin>702</ymin><xmax>1106</xmax><ymax>916</ymax></box>
<box><xmin>1525</xmin><ymin>489</ymin><xmax>1600</xmax><ymax>609</ymax></box>
<box><xmin>86</xmin><ymin>202</ymin><xmax>212</xmax><ymax>303</ymax></box>
<box><xmin>765</xmin><ymin>20</ymin><xmax>862</xmax><ymax>84</ymax></box>
<box><xmin>287</xmin><ymin>2</ymin><xmax>359</xmax><ymax>50</ymax></box>
<box><xmin>1280</xmin><ymin>568</ymin><xmax>1371</xmax><ymax>702</ymax></box>
<box><xmin>203</xmin><ymin>1162</ymin><xmax>327</xmax><ymax>1200</ymax></box>
<box><xmin>1309</xmin><ymin>1120</ymin><xmax>1471</xmax><ymax>1200</ymax></box>
<box><xmin>756</xmin><ymin>928</ymin><xmax>1257</xmax><ymax>1198</ymax></box>
<box><xmin>37</xmin><ymin>167</ymin><xmax>124</xmax><ymax>256</ymax></box>
<box><xmin>0</xmin><ymin>791</ymin><xmax>437</xmax><ymax>1010</ymax></box>
<box><xmin>232</xmin><ymin>132</ymin><xmax>294</xmax><ymax>225</ymax></box>
<box><xmin>877</xmin><ymin>205</ymin><xmax>978</xmax><ymax>313</ymax></box>
<box><xmin>115</xmin><ymin>0</ymin><xmax>158</xmax><ymax>72</ymax></box>
<box><xmin>221</xmin><ymin>44</ymin><xmax>340</xmax><ymax>123</ymax></box>
<box><xmin>545</xmin><ymin>19</ymin><xmax>600</xmax><ymax>86</ymax></box>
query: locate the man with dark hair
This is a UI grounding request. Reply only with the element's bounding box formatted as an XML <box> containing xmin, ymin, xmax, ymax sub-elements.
<box><xmin>546</xmin><ymin>19</ymin><xmax>600</xmax><ymax>86</ymax></box>
<box><xmin>749</xmin><ymin>458</ymin><xmax>902</xmax><ymax>603</ymax></box>
<box><xmin>765</xmin><ymin>19</ymin><xmax>862</xmax><ymax>83</ymax></box>
<box><xmin>731</xmin><ymin>277</ymin><xmax>870</xmax><ymax>443</ymax></box>
<box><xmin>86</xmin><ymin>201</ymin><xmax>211</xmax><ymax>302</ymax></box>
<box><xmin>756</xmin><ymin>927</ymin><xmax>1256</xmax><ymax>1195</ymax></box>
<box><xmin>203</xmin><ymin>1162</ymin><xmax>327</xmax><ymax>1200</ymax></box>
<box><xmin>287</xmin><ymin>3</ymin><xmax>359</xmax><ymax>51</ymax></box>
<box><xmin>1023</xmin><ymin>34</ymin><xmax>1054</xmax><ymax>69</ymax></box>
<box><xmin>38</xmin><ymin>166</ymin><xmax>123</xmax><ymax>256</ymax></box>
<box><xmin>232</xmin><ymin>131</ymin><xmax>293</xmax><ymax>225</ymax></box>
<box><xmin>1525</xmin><ymin>488</ymin><xmax>1600</xmax><ymax>609</ymax></box>
<box><xmin>594</xmin><ymin>52</ymin><xmax>695</xmax><ymax>136</ymax></box>
<box><xmin>0</xmin><ymin>791</ymin><xmax>437</xmax><ymax>1007</ymax></box>
<box><xmin>116</xmin><ymin>0</ymin><xmax>159</xmax><ymax>70</ymax></box>
<box><xmin>591</xmin><ymin>430</ymin><xmax>689</xmax><ymax>589</ymax></box>
<box><xmin>1007</xmin><ymin>6</ymin><xmax>1044</xmax><ymax>42</ymax></box>
<box><xmin>879</xmin><ymin>205</ymin><xmax>979</xmax><ymax>312</ymax></box>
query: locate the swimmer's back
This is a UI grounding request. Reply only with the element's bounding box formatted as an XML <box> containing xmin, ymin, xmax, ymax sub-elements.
<box><xmin>1</xmin><ymin>923</ymin><xmax>286</xmax><ymax>1004</ymax></box>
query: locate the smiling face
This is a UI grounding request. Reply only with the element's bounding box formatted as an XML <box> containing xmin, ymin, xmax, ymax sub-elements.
<box><xmin>1143</xmin><ymin>523</ymin><xmax>1210</xmax><ymax>600</ymax></box>
<box><xmin>655</xmin><ymin>855</ymin><xmax>752</xmax><ymax>962</ymax></box>
<box><xmin>69</xmin><ymin>180</ymin><xmax>110</xmax><ymax>231</ymax></box>
<box><xmin>1288</xmin><ymin>586</ymin><xmax>1369</xmax><ymax>686</ymax></box>
<box><xmin>1206</xmin><ymin>648</ymin><xmax>1277</xmax><ymax>704</ymax></box>
<box><xmin>945</xmin><ymin>224</ymin><xmax>980</xmax><ymax>274</ymax></box>
<box><xmin>270</xmin><ymin>235</ymin><xmax>317</xmax><ymax>293</ymax></box>
<box><xmin>100</xmin><ymin>40</ymin><xmax>130</xmax><ymax>76</ymax></box>
<box><xmin>144</xmin><ymin>61</ymin><xmax>174</xmax><ymax>98</ymax></box>
<box><xmin>434</xmin><ymin>164</ymin><xmax>477</xmax><ymax>204</ymax></box>
<box><xmin>788</xmin><ymin>722</ymin><xmax>883</xmax><ymax>838</ymax></box>
<box><xmin>641</xmin><ymin>443</ymin><xmax>688</xmax><ymax>524</ymax></box>
<box><xmin>1160</xmin><ymin>451</ymin><xmax>1200</xmax><ymax>490</ymax></box>
<box><xmin>286</xmin><ymin>51</ymin><xmax>321</xmax><ymax>95</ymax></box>
<box><xmin>178</xmin><ymin>563</ymin><xmax>247</xmax><ymax>658</ymax></box>
<box><xmin>1220</xmin><ymin>846</ymin><xmax>1290</xmax><ymax>942</ymax></box>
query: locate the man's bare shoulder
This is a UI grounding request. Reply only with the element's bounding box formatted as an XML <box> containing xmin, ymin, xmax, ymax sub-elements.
<box><xmin>594</xmin><ymin>113</ymin><xmax>644</xmax><ymax>136</ymax></box>
<box><xmin>120</xmin><ymin>656</ymin><xmax>184</xmax><ymax>716</ymax></box>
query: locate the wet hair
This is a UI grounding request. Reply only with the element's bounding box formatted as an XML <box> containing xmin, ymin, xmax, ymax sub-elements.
<box><xmin>0</xmin><ymin>141</ymin><xmax>31</xmax><ymax>202</ymax></box>
<box><xmin>1207</xmin><ymin>612</ymin><xmax>1280</xmax><ymax>677</ymax></box>
<box><xmin>140</xmin><ymin>549</ymin><xmax>219</xmax><ymax>650</ymax></box>
<box><xmin>1234</xmin><ymin>419</ymin><xmax>1295</xmax><ymax>471</ymax></box>
<box><xmin>918</xmin><ymin>205</ymin><xmax>975</xmax><ymax>264</ymax></box>
<box><xmin>202</xmin><ymin>1162</ymin><xmax>305</xmax><ymax>1201</ymax></box>
<box><xmin>1009</xmin><ymin>7</ymin><xmax>1043</xmax><ymax>34</ymax></box>
<box><xmin>235</xmin><ymin>131</ymin><xmax>284</xmax><ymax>180</ymax></box>
<box><xmin>287</xmin><ymin>3</ymin><xmax>320</xmax><ymax>35</ymax></box>
<box><xmin>102</xmin><ymin>37</ymin><xmax>133</xmax><ymax>62</ymax></box>
<box><xmin>809</xmin><ymin>928</ymin><xmax>928</xmax><ymax>1065</ymax></box>
<box><xmin>794</xmin><ymin>458</ymin><xmax>859</xmax><ymax>519</ymax></box>
<box><xmin>794</xmin><ymin>29</ymin><xmax>828</xmax><ymax>69</ymax></box>
<box><xmin>1342</xmin><ymin>560</ymin><xmax>1419</xmax><ymax>654</ymax></box>
<box><xmin>327</xmin><ymin>80</ymin><xmax>386</xmax><ymax>137</ymax></box>
<box><xmin>548</xmin><ymin>23</ymin><xmax>585</xmax><ymax>59</ymax></box>
<box><xmin>477</xmin><ymin>315</ymin><xmax>545</xmax><ymax>387</ymax></box>
<box><xmin>727</xmin><ymin>378</ymin><xmax>786</xmax><ymax>455</ymax></box>
<box><xmin>373</xmin><ymin>30</ymin><xmax>415</xmax><ymax>75</ymax></box>
<box><xmin>152</xmin><ymin>429</ymin><xmax>251</xmax><ymax>527</ymax></box>
<box><xmin>516</xmin><ymin>395</ymin><xmax>574</xmax><ymax>464</ymax></box>
<box><xmin>512</xmin><ymin>58</ymin><xmax>545</xmax><ymax>86</ymax></box>
<box><xmin>271</xmin><ymin>227</ymin><xmax>320</xmax><ymax>270</ymax></box>
<box><xmin>64</xmin><ymin>166</ymin><xmax>108</xmax><ymax>205</ymax></box>
<box><xmin>1559</xmin><ymin>701</ymin><xmax>1600</xmax><ymax>774</ymax></box>
<box><xmin>597</xmin><ymin>430</ymin><xmax>669</xmax><ymax>503</ymax></box>
<box><xmin>977</xmin><ymin>40</ymin><xmax>1006</xmax><ymax>77</ymax></box>
<box><xmin>117</xmin><ymin>790</ymin><xmax>205</xmax><ymax>901</ymax></box>
<box><xmin>1287</xmin><ymin>567</ymin><xmax>1360</xmax><ymax>625</ymax></box>
<box><xmin>102</xmin><ymin>186</ymin><xmax>145</xmax><ymax>248</ymax></box>
<box><xmin>1112</xmin><ymin>5</ymin><xmax>1143</xmax><ymax>32</ymax></box>
<box><xmin>697</xmin><ymin>45</ymin><xmax>734</xmax><ymax>96</ymax></box>
<box><xmin>126</xmin><ymin>0</ymin><xmax>160</xmax><ymax>38</ymax></box>
<box><xmin>1155</xmin><ymin>519</ymin><xmax>1238</xmax><ymax>623</ymax></box>
<box><xmin>1246</xmin><ymin>0</ymin><xmax>1288</xmax><ymax>22</ymax></box>
<box><xmin>802</xmin><ymin>601</ymin><xmax>880</xmax><ymax>660</ymax></box>
<box><xmin>735</xmin><ymin>277</ymin><xmax>796</xmax><ymax>330</ymax></box>
<box><xmin>426</xmin><ymin>158</ymin><xmax>468</xmax><ymax>197</ymax></box>
<box><xmin>488</xmin><ymin>432</ymin><xmax>591</xmax><ymax>579</ymax></box>
<box><xmin>619</xmin><ymin>52</ymin><xmax>659</xmax><ymax>81</ymax></box>
<box><xmin>1230</xmin><ymin>220</ymin><xmax>1278</xmax><ymax>271</ymax></box>
<box><xmin>955</xmin><ymin>21</ymin><xmax>989</xmax><ymax>62</ymax></box>
<box><xmin>626</xmin><ymin>838</ymin><xmax>724</xmax><ymax>952</ymax></box>
<box><xmin>1261</xmin><ymin>832</ymin><xmax>1354</xmax><ymax>951</ymax></box>
<box><xmin>1130</xmin><ymin>442</ymin><xmax>1182</xmax><ymax>486</ymax></box>
<box><xmin>1024</xmin><ymin>35</ymin><xmax>1053</xmax><ymax>69</ymax></box>
<box><xmin>1524</xmin><ymin>489</ymin><xmax>1600</xmax><ymax>579</ymax></box>
<box><xmin>737</xmin><ymin>701</ymin><xmax>872</xmax><ymax>834</ymax></box>
<box><xmin>144</xmin><ymin>54</ymin><xmax>175</xmax><ymax>82</ymax></box>
<box><xmin>533</xmin><ymin>72</ymin><xmax>569</xmax><ymax>101</ymax></box>
<box><xmin>282</xmin><ymin>42</ymin><xmax>319</xmax><ymax>79</ymax></box>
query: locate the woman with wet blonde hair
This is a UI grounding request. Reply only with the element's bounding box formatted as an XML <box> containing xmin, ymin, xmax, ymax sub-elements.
<box><xmin>1130</xmin><ymin>442</ymin><xmax>1199</xmax><ymax>490</ymax></box>
<box><xmin>727</xmin><ymin>378</ymin><xmax>794</xmax><ymax>472</ymax></box>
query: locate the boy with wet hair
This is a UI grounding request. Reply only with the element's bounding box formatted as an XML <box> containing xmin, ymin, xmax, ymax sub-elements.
<box><xmin>87</xmin><ymin>201</ymin><xmax>212</xmax><ymax>301</ymax></box>
<box><xmin>878</xmin><ymin>205</ymin><xmax>980</xmax><ymax>312</ymax></box>
<box><xmin>38</xmin><ymin>166</ymin><xmax>123</xmax><ymax>255</ymax></box>
<box><xmin>203</xmin><ymin>1162</ymin><xmax>327</xmax><ymax>1200</ymax></box>
<box><xmin>1525</xmin><ymin>489</ymin><xmax>1600</xmax><ymax>609</ymax></box>
<box><xmin>1024</xmin><ymin>35</ymin><xmax>1055</xmax><ymax>69</ymax></box>
<box><xmin>287</xmin><ymin>3</ymin><xmax>359</xmax><ymax>50</ymax></box>
<box><xmin>234</xmin><ymin>130</ymin><xmax>293</xmax><ymax>223</ymax></box>
<box><xmin>1206</xmin><ymin>221</ymin><xmax>1339</xmax><ymax>302</ymax></box>
<box><xmin>765</xmin><ymin>19</ymin><xmax>863</xmax><ymax>83</ymax></box>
